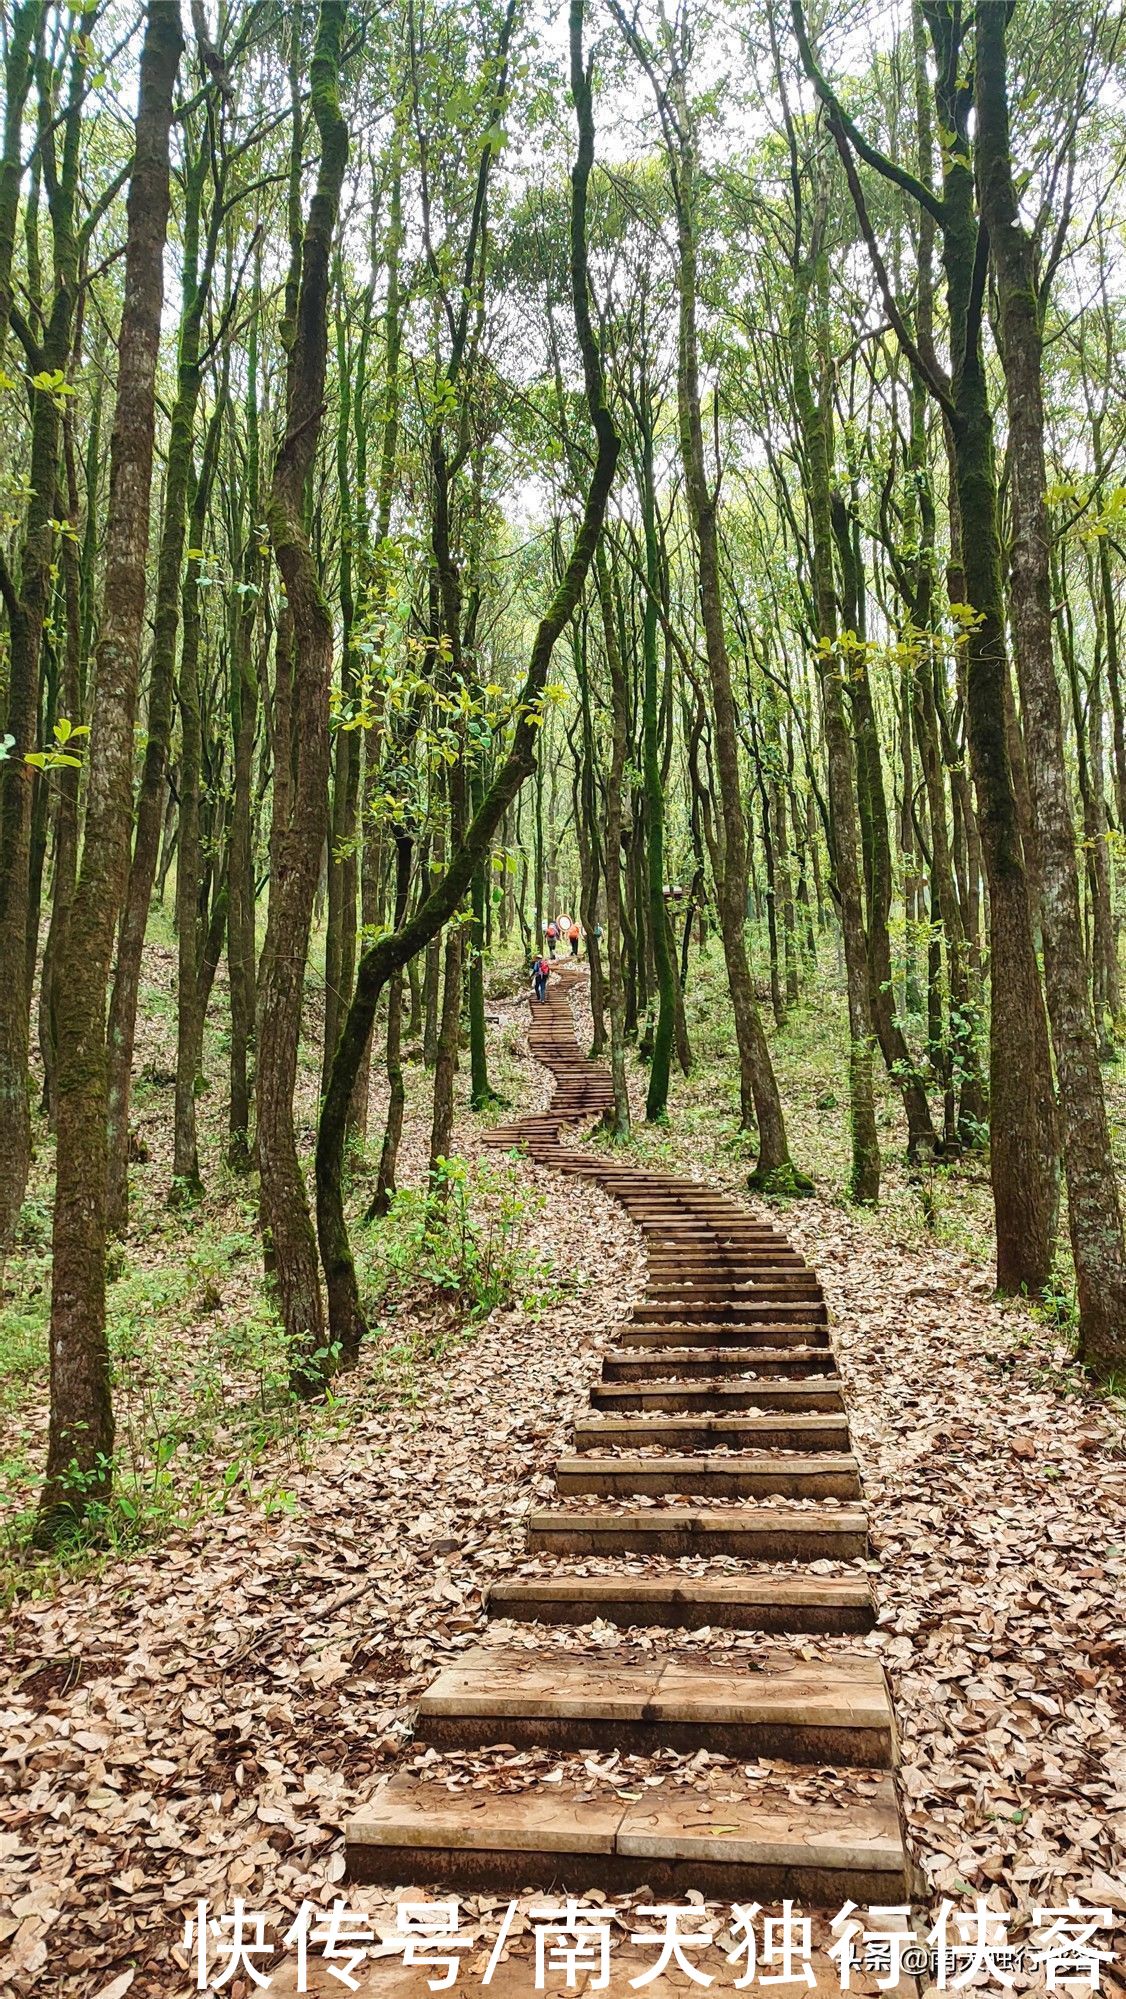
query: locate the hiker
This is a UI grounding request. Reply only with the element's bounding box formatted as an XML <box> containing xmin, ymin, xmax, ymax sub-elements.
<box><xmin>568</xmin><ymin>919</ymin><xmax>581</xmax><ymax>957</ymax></box>
<box><xmin>531</xmin><ymin>955</ymin><xmax>549</xmax><ymax>1003</ymax></box>
<box><xmin>545</xmin><ymin>920</ymin><xmax>558</xmax><ymax>958</ymax></box>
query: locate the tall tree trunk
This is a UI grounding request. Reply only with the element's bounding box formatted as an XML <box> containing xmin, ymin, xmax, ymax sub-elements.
<box><xmin>670</xmin><ymin>91</ymin><xmax>793</xmax><ymax>1183</ymax></box>
<box><xmin>172</xmin><ymin>418</ymin><xmax>221</xmax><ymax>1194</ymax></box>
<box><xmin>596</xmin><ymin>544</ymin><xmax>631</xmax><ymax>1137</ymax></box>
<box><xmin>353</xmin><ymin>150</ymin><xmax>403</xmax><ymax>1132</ymax></box>
<box><xmin>0</xmin><ymin>3</ymin><xmax>40</xmax><ymax>366</ymax></box>
<box><xmin>257</xmin><ymin>0</ymin><xmax>348</xmax><ymax>1395</ymax></box>
<box><xmin>794</xmin><ymin>0</ymin><xmax>1058</xmax><ymax>1286</ymax></box>
<box><xmin>36</xmin><ymin>1</ymin><xmax>182</xmax><ymax>1544</ymax></box>
<box><xmin>370</xmin><ymin>831</ymin><xmax>412</xmax><ymax>1217</ymax></box>
<box><xmin>637</xmin><ymin>388</ymin><xmax>675</xmax><ymax>1120</ymax></box>
<box><xmin>977</xmin><ymin>4</ymin><xmax>1126</xmax><ymax>1371</ymax></box>
<box><xmin>790</xmin><ymin>248</ymin><xmax>879</xmax><ymax>1202</ymax></box>
<box><xmin>0</xmin><ymin>39</ymin><xmax>83</xmax><ymax>1249</ymax></box>
<box><xmin>227</xmin><ymin>258</ymin><xmax>263</xmax><ymax>1172</ymax></box>
<box><xmin>315</xmin><ymin>0</ymin><xmax>620</xmax><ymax>1353</ymax></box>
<box><xmin>38</xmin><ymin>413</ymin><xmax>85</xmax><ymax>1121</ymax></box>
<box><xmin>106</xmin><ymin>142</ymin><xmax>219</xmax><ymax>1231</ymax></box>
<box><xmin>833</xmin><ymin>493</ymin><xmax>937</xmax><ymax>1160</ymax></box>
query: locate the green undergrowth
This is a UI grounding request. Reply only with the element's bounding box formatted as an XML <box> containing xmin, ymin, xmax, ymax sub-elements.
<box><xmin>561</xmin><ymin>934</ymin><xmax>1126</xmax><ymax>1412</ymax></box>
<box><xmin>0</xmin><ymin>1184</ymin><xmax>313</xmax><ymax>1595</ymax></box>
<box><xmin>584</xmin><ymin>941</ymin><xmax>1001</xmax><ymax>1265</ymax></box>
<box><xmin>352</xmin><ymin>1153</ymin><xmax>558</xmax><ymax>1337</ymax></box>
<box><xmin>2</xmin><ymin>1116</ymin><xmax>556</xmax><ymax>1600</ymax></box>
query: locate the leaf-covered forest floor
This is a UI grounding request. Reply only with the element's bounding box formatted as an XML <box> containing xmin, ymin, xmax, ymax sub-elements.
<box><xmin>1</xmin><ymin>931</ymin><xmax>1125</xmax><ymax>1995</ymax></box>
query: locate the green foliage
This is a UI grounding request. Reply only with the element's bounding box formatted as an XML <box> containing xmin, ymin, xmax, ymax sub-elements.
<box><xmin>357</xmin><ymin>1155</ymin><xmax>553</xmax><ymax>1322</ymax></box>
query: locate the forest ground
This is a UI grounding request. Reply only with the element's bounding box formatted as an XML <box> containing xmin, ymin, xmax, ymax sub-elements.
<box><xmin>1</xmin><ymin>928</ymin><xmax>1124</xmax><ymax>1996</ymax></box>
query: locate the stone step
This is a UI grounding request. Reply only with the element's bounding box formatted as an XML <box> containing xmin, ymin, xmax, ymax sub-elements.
<box><xmin>345</xmin><ymin>1770</ymin><xmax>908</xmax><ymax>1902</ymax></box>
<box><xmin>527</xmin><ymin>1504</ymin><xmax>869</xmax><ymax>1561</ymax></box>
<box><xmin>554</xmin><ymin>1453</ymin><xmax>862</xmax><ymax>1501</ymax></box>
<box><xmin>595</xmin><ymin>1369</ymin><xmax>844</xmax><ymax>1406</ymax></box>
<box><xmin>413</xmin><ymin>1646</ymin><xmax>894</xmax><ymax>1765</ymax></box>
<box><xmin>573</xmin><ymin>1411</ymin><xmax>851</xmax><ymax>1451</ymax></box>
<box><xmin>486</xmin><ymin>1570</ymin><xmax>875</xmax><ymax>1634</ymax></box>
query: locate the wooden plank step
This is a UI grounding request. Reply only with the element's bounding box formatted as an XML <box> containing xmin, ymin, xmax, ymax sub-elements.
<box><xmin>573</xmin><ymin>1411</ymin><xmax>850</xmax><ymax>1451</ymax></box>
<box><xmin>645</xmin><ymin>1254</ymin><xmax>808</xmax><ymax>1270</ymax></box>
<box><xmin>413</xmin><ymin>1646</ymin><xmax>894</xmax><ymax>1765</ymax></box>
<box><xmin>595</xmin><ymin>1370</ymin><xmax>844</xmax><ymax>1407</ymax></box>
<box><xmin>637</xmin><ymin>1233</ymin><xmax>791</xmax><ymax>1248</ymax></box>
<box><xmin>528</xmin><ymin>1505</ymin><xmax>868</xmax><ymax>1560</ymax></box>
<box><xmin>633</xmin><ymin>1297</ymin><xmax>827</xmax><ymax>1319</ymax></box>
<box><xmin>622</xmin><ymin>1325</ymin><xmax>830</xmax><ymax>1350</ymax></box>
<box><xmin>554</xmin><ymin>1453</ymin><xmax>862</xmax><ymax>1501</ymax></box>
<box><xmin>345</xmin><ymin>1771</ymin><xmax>908</xmax><ymax>1901</ymax></box>
<box><xmin>486</xmin><ymin>1570</ymin><xmax>875</xmax><ymax>1634</ymax></box>
<box><xmin>624</xmin><ymin>1203</ymin><xmax>776</xmax><ymax>1215</ymax></box>
<box><xmin>633</xmin><ymin>1212</ymin><xmax>784</xmax><ymax>1224</ymax></box>
<box><xmin>645</xmin><ymin>1275</ymin><xmax>821</xmax><ymax>1295</ymax></box>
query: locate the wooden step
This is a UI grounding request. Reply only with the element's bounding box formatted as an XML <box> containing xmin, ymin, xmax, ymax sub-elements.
<box><xmin>414</xmin><ymin>1646</ymin><xmax>894</xmax><ymax>1765</ymax></box>
<box><xmin>573</xmin><ymin>1411</ymin><xmax>850</xmax><ymax>1451</ymax></box>
<box><xmin>645</xmin><ymin>1279</ymin><xmax>822</xmax><ymax>1300</ymax></box>
<box><xmin>630</xmin><ymin>1219</ymin><xmax>781</xmax><ymax>1235</ymax></box>
<box><xmin>622</xmin><ymin>1325</ymin><xmax>831</xmax><ymax>1351</ymax></box>
<box><xmin>625</xmin><ymin>1203</ymin><xmax>776</xmax><ymax>1216</ymax></box>
<box><xmin>645</xmin><ymin>1257</ymin><xmax>808</xmax><ymax>1274</ymax></box>
<box><xmin>554</xmin><ymin>1453</ymin><xmax>862</xmax><ymax>1501</ymax></box>
<box><xmin>528</xmin><ymin>1504</ymin><xmax>869</xmax><ymax>1560</ymax></box>
<box><xmin>345</xmin><ymin>1770</ymin><xmax>908</xmax><ymax>1901</ymax></box>
<box><xmin>487</xmin><ymin>1570</ymin><xmax>875</xmax><ymax>1634</ymax></box>
<box><xmin>632</xmin><ymin>1301</ymin><xmax>827</xmax><ymax>1325</ymax></box>
<box><xmin>595</xmin><ymin>1370</ymin><xmax>844</xmax><ymax>1407</ymax></box>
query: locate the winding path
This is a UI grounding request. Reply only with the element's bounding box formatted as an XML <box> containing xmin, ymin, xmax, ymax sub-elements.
<box><xmin>346</xmin><ymin>968</ymin><xmax>909</xmax><ymax>1904</ymax></box>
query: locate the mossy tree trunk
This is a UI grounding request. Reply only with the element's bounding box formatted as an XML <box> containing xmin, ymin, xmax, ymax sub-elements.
<box><xmin>106</xmin><ymin>116</ymin><xmax>223</xmax><ymax>1232</ymax></box>
<box><xmin>667</xmin><ymin>82</ymin><xmax>792</xmax><ymax>1182</ymax></box>
<box><xmin>314</xmin><ymin>0</ymin><xmax>620</xmax><ymax>1356</ymax></box>
<box><xmin>976</xmin><ymin>1</ymin><xmax>1126</xmax><ymax>1371</ymax></box>
<box><xmin>789</xmin><ymin>245</ymin><xmax>879</xmax><ymax>1204</ymax></box>
<box><xmin>37</xmin><ymin>0</ymin><xmax>183</xmax><ymax>1544</ymax></box>
<box><xmin>256</xmin><ymin>0</ymin><xmax>348</xmax><ymax>1396</ymax></box>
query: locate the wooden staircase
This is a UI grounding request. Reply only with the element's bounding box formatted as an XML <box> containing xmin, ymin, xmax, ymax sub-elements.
<box><xmin>345</xmin><ymin>968</ymin><xmax>909</xmax><ymax>1904</ymax></box>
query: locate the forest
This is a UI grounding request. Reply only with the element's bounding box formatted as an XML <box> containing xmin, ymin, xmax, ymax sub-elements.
<box><xmin>1</xmin><ymin>0</ymin><xmax>1125</xmax><ymax>1991</ymax></box>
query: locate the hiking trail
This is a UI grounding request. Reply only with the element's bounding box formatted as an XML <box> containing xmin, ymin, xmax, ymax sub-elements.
<box><xmin>345</xmin><ymin>967</ymin><xmax>909</xmax><ymax>1903</ymax></box>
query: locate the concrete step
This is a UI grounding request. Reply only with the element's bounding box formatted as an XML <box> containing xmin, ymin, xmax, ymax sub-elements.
<box><xmin>527</xmin><ymin>1504</ymin><xmax>869</xmax><ymax>1561</ymax></box>
<box><xmin>345</xmin><ymin>1769</ymin><xmax>908</xmax><ymax>1901</ymax></box>
<box><xmin>413</xmin><ymin>1645</ymin><xmax>895</xmax><ymax>1765</ymax></box>
<box><xmin>573</xmin><ymin>1411</ymin><xmax>850</xmax><ymax>1451</ymax></box>
<box><xmin>486</xmin><ymin>1569</ymin><xmax>875</xmax><ymax>1634</ymax></box>
<box><xmin>554</xmin><ymin>1452</ymin><xmax>862</xmax><ymax>1501</ymax></box>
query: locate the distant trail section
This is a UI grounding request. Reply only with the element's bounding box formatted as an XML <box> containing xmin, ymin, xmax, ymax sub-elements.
<box><xmin>346</xmin><ymin>965</ymin><xmax>910</xmax><ymax>1904</ymax></box>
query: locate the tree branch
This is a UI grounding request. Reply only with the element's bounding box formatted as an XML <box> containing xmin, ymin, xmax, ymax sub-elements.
<box><xmin>790</xmin><ymin>0</ymin><xmax>947</xmax><ymax>227</ymax></box>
